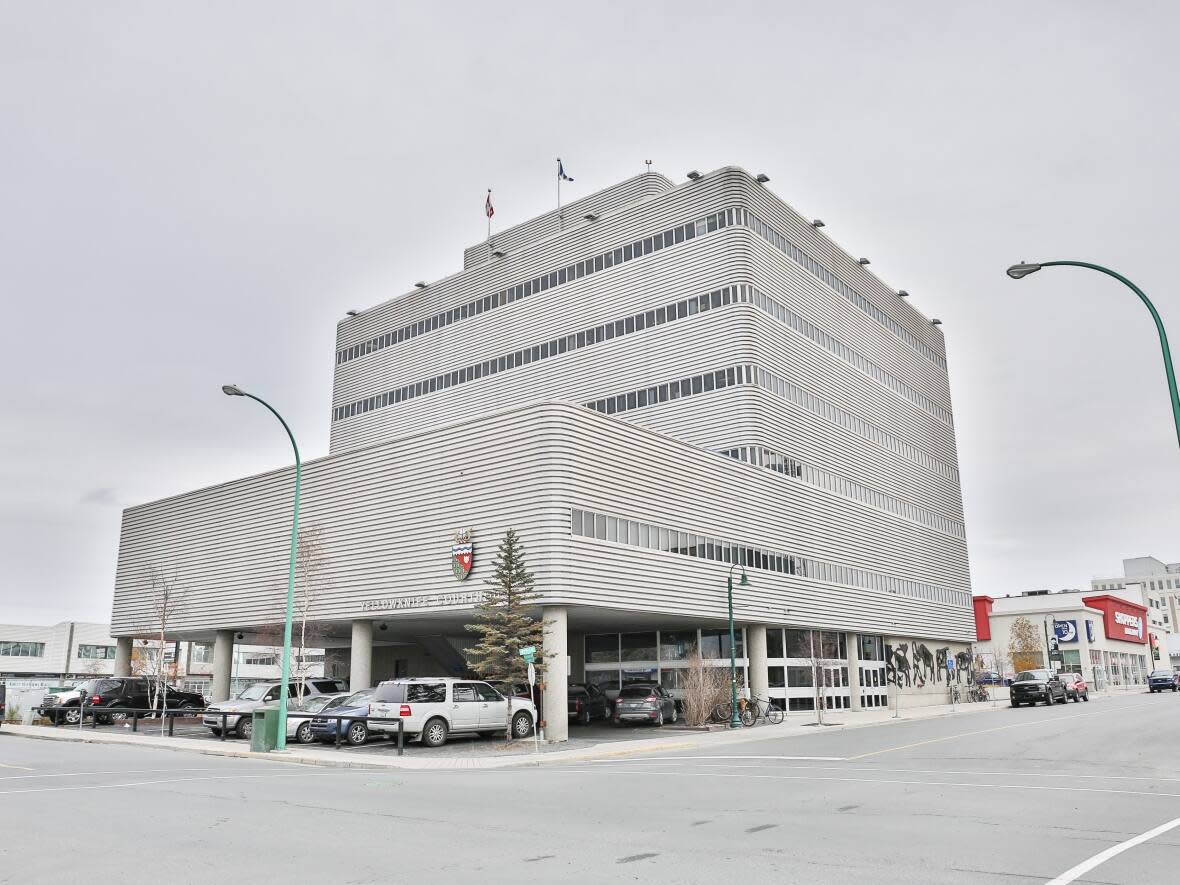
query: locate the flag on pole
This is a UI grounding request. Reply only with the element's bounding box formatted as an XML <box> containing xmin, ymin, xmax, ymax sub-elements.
<box><xmin>485</xmin><ymin>189</ymin><xmax>494</xmax><ymax>218</ymax></box>
<box><xmin>557</xmin><ymin>158</ymin><xmax>574</xmax><ymax>182</ymax></box>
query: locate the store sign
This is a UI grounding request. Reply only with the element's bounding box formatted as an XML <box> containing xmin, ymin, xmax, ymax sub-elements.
<box><xmin>1054</xmin><ymin>620</ymin><xmax>1079</xmax><ymax>643</ymax></box>
<box><xmin>1085</xmin><ymin>620</ymin><xmax>1095</xmax><ymax>642</ymax></box>
<box><xmin>451</xmin><ymin>528</ymin><xmax>473</xmax><ymax>582</ymax></box>
<box><xmin>1114</xmin><ymin>611</ymin><xmax>1144</xmax><ymax>640</ymax></box>
<box><xmin>361</xmin><ymin>591</ymin><xmax>483</xmax><ymax>612</ymax></box>
<box><xmin>1082</xmin><ymin>595</ymin><xmax>1148</xmax><ymax>645</ymax></box>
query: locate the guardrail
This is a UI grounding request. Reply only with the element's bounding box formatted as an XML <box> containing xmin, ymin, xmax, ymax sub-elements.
<box><xmin>34</xmin><ymin>706</ymin><xmax>405</xmax><ymax>755</ymax></box>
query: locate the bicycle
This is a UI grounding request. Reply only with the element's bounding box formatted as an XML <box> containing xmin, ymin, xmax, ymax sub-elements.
<box><xmin>740</xmin><ymin>696</ymin><xmax>785</xmax><ymax>726</ymax></box>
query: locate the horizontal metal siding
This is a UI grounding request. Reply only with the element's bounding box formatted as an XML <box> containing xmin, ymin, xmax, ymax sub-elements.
<box><xmin>112</xmin><ymin>403</ymin><xmax>972</xmax><ymax>644</ymax></box>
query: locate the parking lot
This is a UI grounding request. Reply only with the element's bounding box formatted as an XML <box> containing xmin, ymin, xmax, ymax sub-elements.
<box><xmin>24</xmin><ymin>709</ymin><xmax>712</xmax><ymax>758</ymax></box>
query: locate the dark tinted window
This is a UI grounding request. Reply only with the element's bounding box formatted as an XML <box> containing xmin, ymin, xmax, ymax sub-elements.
<box><xmin>97</xmin><ymin>679</ymin><xmax>121</xmax><ymax>694</ymax></box>
<box><xmin>1014</xmin><ymin>671</ymin><xmax>1049</xmax><ymax>682</ymax></box>
<box><xmin>618</xmin><ymin>686</ymin><xmax>657</xmax><ymax>699</ymax></box>
<box><xmin>314</xmin><ymin>680</ymin><xmax>348</xmax><ymax>693</ymax></box>
<box><xmin>474</xmin><ymin>684</ymin><xmax>502</xmax><ymax>702</ymax></box>
<box><xmin>406</xmin><ymin>683</ymin><xmax>446</xmax><ymax>704</ymax></box>
<box><xmin>453</xmin><ymin>684</ymin><xmax>477</xmax><ymax>702</ymax></box>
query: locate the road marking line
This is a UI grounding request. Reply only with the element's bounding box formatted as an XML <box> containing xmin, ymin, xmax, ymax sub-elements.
<box><xmin>0</xmin><ymin>771</ymin><xmax>334</xmax><ymax>796</ymax></box>
<box><xmin>1045</xmin><ymin>815</ymin><xmax>1180</xmax><ymax>884</ymax></box>
<box><xmin>596</xmin><ymin>761</ymin><xmax>1180</xmax><ymax>783</ymax></box>
<box><xmin>847</xmin><ymin>700</ymin><xmax>1159</xmax><ymax>760</ymax></box>
<box><xmin>0</xmin><ymin>767</ymin><xmax>270</xmax><ymax>781</ymax></box>
<box><xmin>0</xmin><ymin>761</ymin><xmax>36</xmax><ymax>771</ymax></box>
<box><xmin>552</xmin><ymin>767</ymin><xmax>1180</xmax><ymax>800</ymax></box>
<box><xmin>591</xmin><ymin>755</ymin><xmax>847</xmax><ymax>763</ymax></box>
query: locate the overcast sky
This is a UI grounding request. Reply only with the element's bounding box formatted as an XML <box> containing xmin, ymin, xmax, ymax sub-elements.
<box><xmin>3</xmin><ymin>2</ymin><xmax>1179</xmax><ymax>624</ymax></box>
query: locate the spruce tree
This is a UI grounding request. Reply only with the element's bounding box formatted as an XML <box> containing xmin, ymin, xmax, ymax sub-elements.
<box><xmin>466</xmin><ymin>528</ymin><xmax>543</xmax><ymax>739</ymax></box>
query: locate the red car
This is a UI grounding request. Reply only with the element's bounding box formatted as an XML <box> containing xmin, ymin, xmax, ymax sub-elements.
<box><xmin>1061</xmin><ymin>673</ymin><xmax>1089</xmax><ymax>702</ymax></box>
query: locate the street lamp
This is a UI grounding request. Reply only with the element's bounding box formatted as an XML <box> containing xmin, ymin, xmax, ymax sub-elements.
<box><xmin>1006</xmin><ymin>260</ymin><xmax>1180</xmax><ymax>451</ymax></box>
<box><xmin>222</xmin><ymin>384</ymin><xmax>301</xmax><ymax>751</ymax></box>
<box><xmin>727</xmin><ymin>561</ymin><xmax>750</xmax><ymax>728</ymax></box>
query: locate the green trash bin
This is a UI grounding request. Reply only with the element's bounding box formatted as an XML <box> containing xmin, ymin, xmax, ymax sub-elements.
<box><xmin>250</xmin><ymin>708</ymin><xmax>280</xmax><ymax>752</ymax></box>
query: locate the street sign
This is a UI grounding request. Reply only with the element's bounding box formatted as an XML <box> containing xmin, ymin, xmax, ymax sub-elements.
<box><xmin>527</xmin><ymin>662</ymin><xmax>536</xmax><ymax>686</ymax></box>
<box><xmin>519</xmin><ymin>645</ymin><xmax>536</xmax><ymax>664</ymax></box>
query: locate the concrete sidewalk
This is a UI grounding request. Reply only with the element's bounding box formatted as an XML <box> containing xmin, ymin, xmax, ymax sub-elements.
<box><xmin>3</xmin><ymin>691</ymin><xmax>1111</xmax><ymax>770</ymax></box>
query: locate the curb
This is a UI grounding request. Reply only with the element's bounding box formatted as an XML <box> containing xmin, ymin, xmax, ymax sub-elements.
<box><xmin>2</xmin><ymin>692</ymin><xmax>1122</xmax><ymax>771</ymax></box>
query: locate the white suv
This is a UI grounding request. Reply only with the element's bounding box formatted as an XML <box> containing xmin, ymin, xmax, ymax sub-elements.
<box><xmin>368</xmin><ymin>678</ymin><xmax>536</xmax><ymax>747</ymax></box>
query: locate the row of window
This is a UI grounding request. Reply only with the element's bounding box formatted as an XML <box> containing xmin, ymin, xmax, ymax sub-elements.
<box><xmin>333</xmin><ymin>284</ymin><xmax>748</xmax><ymax>422</ymax></box>
<box><xmin>585</xmin><ymin>363</ymin><xmax>754</xmax><ymax>417</ymax></box>
<box><xmin>743</xmin><ymin>209</ymin><xmax>947</xmax><ymax>370</ymax></box>
<box><xmin>0</xmin><ymin>641</ymin><xmax>45</xmax><ymax>658</ymax></box>
<box><xmin>719</xmin><ymin>445</ymin><xmax>965</xmax><ymax>538</ymax></box>
<box><xmin>755</xmin><ymin>367</ymin><xmax>959</xmax><ymax>479</ymax></box>
<box><xmin>571</xmin><ymin>507</ymin><xmax>971</xmax><ymax>608</ymax></box>
<box><xmin>767</xmin><ymin>628</ymin><xmax>848</xmax><ymax>661</ymax></box>
<box><xmin>581</xmin><ymin>361</ymin><xmax>957</xmax><ymax>481</ymax></box>
<box><xmin>585</xmin><ymin>629</ymin><xmax>744</xmax><ymax>664</ymax></box>
<box><xmin>77</xmin><ymin>644</ymin><xmax>117</xmax><ymax>660</ymax></box>
<box><xmin>335</xmin><ymin>207</ymin><xmax>739</xmax><ymax>366</ymax></box>
<box><xmin>747</xmin><ymin>285</ymin><xmax>953</xmax><ymax>425</ymax></box>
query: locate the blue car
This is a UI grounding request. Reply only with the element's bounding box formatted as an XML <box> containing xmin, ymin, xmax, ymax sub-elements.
<box><xmin>309</xmin><ymin>689</ymin><xmax>376</xmax><ymax>745</ymax></box>
<box><xmin>1147</xmin><ymin>670</ymin><xmax>1179</xmax><ymax>693</ymax></box>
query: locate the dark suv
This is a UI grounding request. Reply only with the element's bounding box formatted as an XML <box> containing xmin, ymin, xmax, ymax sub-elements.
<box><xmin>568</xmin><ymin>682</ymin><xmax>610</xmax><ymax>725</ymax></box>
<box><xmin>41</xmin><ymin>677</ymin><xmax>204</xmax><ymax>725</ymax></box>
<box><xmin>1009</xmin><ymin>669</ymin><xmax>1067</xmax><ymax>707</ymax></box>
<box><xmin>1147</xmin><ymin>670</ymin><xmax>1179</xmax><ymax>693</ymax></box>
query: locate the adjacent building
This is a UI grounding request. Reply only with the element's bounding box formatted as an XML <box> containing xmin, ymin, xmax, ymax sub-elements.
<box><xmin>0</xmin><ymin>621</ymin><xmax>322</xmax><ymax>699</ymax></box>
<box><xmin>109</xmin><ymin>166</ymin><xmax>975</xmax><ymax>740</ymax></box>
<box><xmin>973</xmin><ymin>591</ymin><xmax>1153</xmax><ymax>688</ymax></box>
<box><xmin>1090</xmin><ymin>554</ymin><xmax>1175</xmax><ymax>646</ymax></box>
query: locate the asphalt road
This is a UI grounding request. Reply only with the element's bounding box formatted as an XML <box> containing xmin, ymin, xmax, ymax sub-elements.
<box><xmin>2</xmin><ymin>692</ymin><xmax>1177</xmax><ymax>884</ymax></box>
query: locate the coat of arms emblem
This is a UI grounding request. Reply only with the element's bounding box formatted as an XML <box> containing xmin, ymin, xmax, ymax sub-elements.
<box><xmin>451</xmin><ymin>529</ymin><xmax>473</xmax><ymax>581</ymax></box>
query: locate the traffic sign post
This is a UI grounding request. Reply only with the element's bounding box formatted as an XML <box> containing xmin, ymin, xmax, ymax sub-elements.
<box><xmin>524</xmin><ymin>652</ymin><xmax>539</xmax><ymax>753</ymax></box>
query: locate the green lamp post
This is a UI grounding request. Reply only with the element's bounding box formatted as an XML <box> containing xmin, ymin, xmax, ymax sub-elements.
<box><xmin>1006</xmin><ymin>261</ymin><xmax>1180</xmax><ymax>451</ymax></box>
<box><xmin>222</xmin><ymin>384</ymin><xmax>301</xmax><ymax>751</ymax></box>
<box><xmin>727</xmin><ymin>561</ymin><xmax>750</xmax><ymax>728</ymax></box>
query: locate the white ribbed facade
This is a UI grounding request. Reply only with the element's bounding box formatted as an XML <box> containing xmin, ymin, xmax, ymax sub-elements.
<box><xmin>111</xmin><ymin>166</ymin><xmax>974</xmax><ymax>721</ymax></box>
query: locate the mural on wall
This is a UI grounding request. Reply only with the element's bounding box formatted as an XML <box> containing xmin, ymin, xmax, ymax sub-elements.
<box><xmin>886</xmin><ymin>641</ymin><xmax>973</xmax><ymax>688</ymax></box>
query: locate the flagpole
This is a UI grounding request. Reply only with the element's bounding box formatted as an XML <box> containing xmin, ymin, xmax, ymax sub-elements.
<box><xmin>556</xmin><ymin>158</ymin><xmax>562</xmax><ymax>231</ymax></box>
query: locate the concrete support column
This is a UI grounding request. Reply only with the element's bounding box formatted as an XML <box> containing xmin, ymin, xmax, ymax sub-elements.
<box><xmin>350</xmin><ymin>620</ymin><xmax>373</xmax><ymax>690</ymax></box>
<box><xmin>113</xmin><ymin>636</ymin><xmax>133</xmax><ymax>677</ymax></box>
<box><xmin>747</xmin><ymin>624</ymin><xmax>769</xmax><ymax>703</ymax></box>
<box><xmin>847</xmin><ymin>633</ymin><xmax>862</xmax><ymax>711</ymax></box>
<box><xmin>542</xmin><ymin>606</ymin><xmax>568</xmax><ymax>743</ymax></box>
<box><xmin>212</xmin><ymin>630</ymin><xmax>234</xmax><ymax>703</ymax></box>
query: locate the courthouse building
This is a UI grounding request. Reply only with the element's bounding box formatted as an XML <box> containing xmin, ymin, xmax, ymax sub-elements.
<box><xmin>110</xmin><ymin>167</ymin><xmax>975</xmax><ymax>740</ymax></box>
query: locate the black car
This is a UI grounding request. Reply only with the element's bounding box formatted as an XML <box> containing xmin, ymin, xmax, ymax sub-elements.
<box><xmin>1009</xmin><ymin>669</ymin><xmax>1067</xmax><ymax>707</ymax></box>
<box><xmin>41</xmin><ymin>677</ymin><xmax>204</xmax><ymax>724</ymax></box>
<box><xmin>612</xmin><ymin>683</ymin><xmax>678</xmax><ymax>726</ymax></box>
<box><xmin>568</xmin><ymin>682</ymin><xmax>610</xmax><ymax>725</ymax></box>
<box><xmin>1147</xmin><ymin>670</ymin><xmax>1180</xmax><ymax>692</ymax></box>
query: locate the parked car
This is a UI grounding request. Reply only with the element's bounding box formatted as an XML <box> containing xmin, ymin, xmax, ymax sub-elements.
<box><xmin>612</xmin><ymin>683</ymin><xmax>678</xmax><ymax>726</ymax></box>
<box><xmin>1060</xmin><ymin>673</ymin><xmax>1089</xmax><ymax>702</ymax></box>
<box><xmin>202</xmin><ymin>677</ymin><xmax>348</xmax><ymax>738</ymax></box>
<box><xmin>368</xmin><ymin>678</ymin><xmax>536</xmax><ymax>747</ymax></box>
<box><xmin>488</xmin><ymin>681</ymin><xmax>532</xmax><ymax>700</ymax></box>
<box><xmin>568</xmin><ymin>682</ymin><xmax>610</xmax><ymax>725</ymax></box>
<box><xmin>1009</xmin><ymin>670</ymin><xmax>1067</xmax><ymax>707</ymax></box>
<box><xmin>40</xmin><ymin>677</ymin><xmax>205</xmax><ymax>725</ymax></box>
<box><xmin>975</xmin><ymin>671</ymin><xmax>1004</xmax><ymax>686</ymax></box>
<box><xmin>1147</xmin><ymin>670</ymin><xmax>1180</xmax><ymax>692</ymax></box>
<box><xmin>276</xmin><ymin>692</ymin><xmax>350</xmax><ymax>744</ymax></box>
<box><xmin>309</xmin><ymin>689</ymin><xmax>378</xmax><ymax>745</ymax></box>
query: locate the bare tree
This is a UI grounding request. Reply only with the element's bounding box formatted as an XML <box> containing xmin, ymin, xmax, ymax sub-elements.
<box><xmin>138</xmin><ymin>567</ymin><xmax>188</xmax><ymax>734</ymax></box>
<box><xmin>681</xmin><ymin>648</ymin><xmax>729</xmax><ymax>726</ymax></box>
<box><xmin>293</xmin><ymin>524</ymin><xmax>330</xmax><ymax>701</ymax></box>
